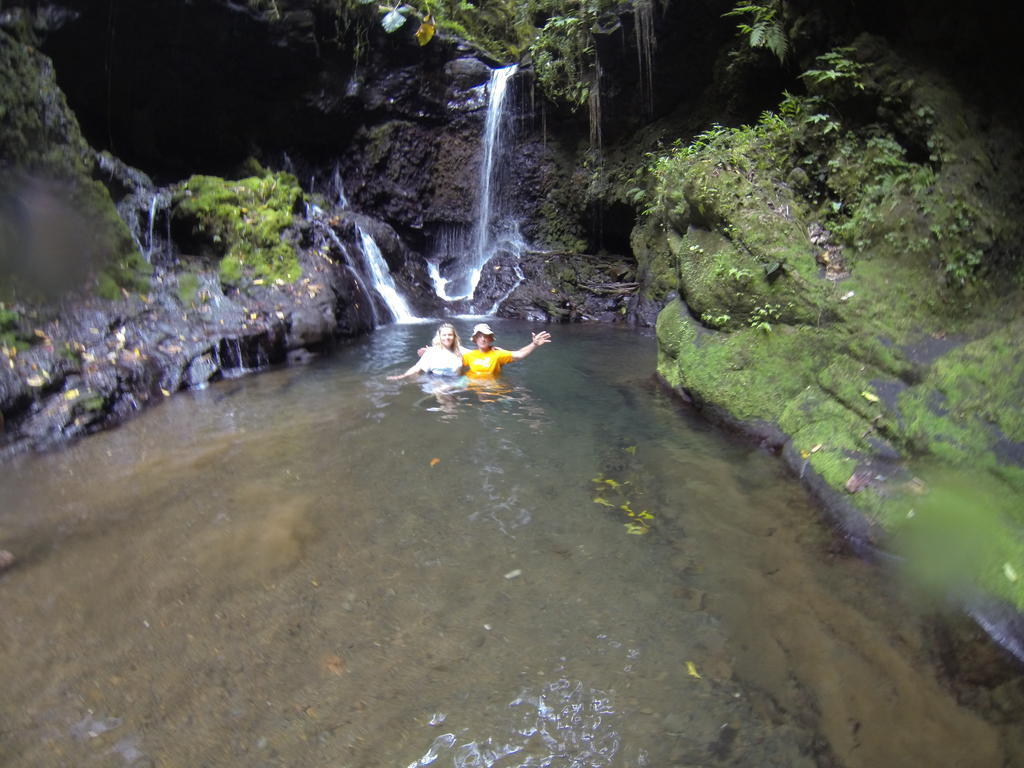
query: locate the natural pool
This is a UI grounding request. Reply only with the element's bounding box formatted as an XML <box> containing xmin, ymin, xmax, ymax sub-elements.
<box><xmin>0</xmin><ymin>320</ymin><xmax>1019</xmax><ymax>767</ymax></box>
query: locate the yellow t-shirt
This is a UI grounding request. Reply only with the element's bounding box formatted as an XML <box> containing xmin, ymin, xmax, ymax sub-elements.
<box><xmin>463</xmin><ymin>348</ymin><xmax>514</xmax><ymax>378</ymax></box>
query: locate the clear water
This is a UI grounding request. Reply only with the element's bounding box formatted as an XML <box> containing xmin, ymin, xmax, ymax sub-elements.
<box><xmin>0</xmin><ymin>321</ymin><xmax>1018</xmax><ymax>767</ymax></box>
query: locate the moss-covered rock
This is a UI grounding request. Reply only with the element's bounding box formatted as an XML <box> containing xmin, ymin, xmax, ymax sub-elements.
<box><xmin>172</xmin><ymin>172</ymin><xmax>304</xmax><ymax>287</ymax></box>
<box><xmin>647</xmin><ymin>37</ymin><xmax>1024</xmax><ymax>617</ymax></box>
<box><xmin>0</xmin><ymin>29</ymin><xmax>146</xmax><ymax>300</ymax></box>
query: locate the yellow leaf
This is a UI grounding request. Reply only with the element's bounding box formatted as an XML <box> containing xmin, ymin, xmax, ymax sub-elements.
<box><xmin>593</xmin><ymin>497</ymin><xmax>614</xmax><ymax>507</ymax></box>
<box><xmin>800</xmin><ymin>449</ymin><xmax>810</xmax><ymax>458</ymax></box>
<box><xmin>603</xmin><ymin>478</ymin><xmax>621</xmax><ymax>488</ymax></box>
<box><xmin>591</xmin><ymin>475</ymin><xmax>605</xmax><ymax>483</ymax></box>
<box><xmin>637</xmin><ymin>511</ymin><xmax>655</xmax><ymax>520</ymax></box>
<box><xmin>624</xmin><ymin>522</ymin><xmax>649</xmax><ymax>535</ymax></box>
<box><xmin>161</xmin><ymin>388</ymin><xmax>171</xmax><ymax>397</ymax></box>
<box><xmin>253</xmin><ymin>278</ymin><xmax>265</xmax><ymax>285</ymax></box>
<box><xmin>620</xmin><ymin>502</ymin><xmax>633</xmax><ymax>513</ymax></box>
<box><xmin>861</xmin><ymin>390</ymin><xmax>880</xmax><ymax>403</ymax></box>
<box><xmin>686</xmin><ymin>661</ymin><xmax>702</xmax><ymax>679</ymax></box>
<box><xmin>64</xmin><ymin>388</ymin><xmax>80</xmax><ymax>400</ymax></box>
<box><xmin>323</xmin><ymin>654</ymin><xmax>346</xmax><ymax>677</ymax></box>
<box><xmin>430</xmin><ymin>457</ymin><xmax>441</xmax><ymax>467</ymax></box>
<box><xmin>415</xmin><ymin>14</ymin><xmax>435</xmax><ymax>45</ymax></box>
<box><xmin>1004</xmin><ymin>563</ymin><xmax>1020</xmax><ymax>583</ymax></box>
<box><xmin>624</xmin><ymin>445</ymin><xmax>637</xmax><ymax>455</ymax></box>
<box><xmin>26</xmin><ymin>375</ymin><xmax>45</xmax><ymax>387</ymax></box>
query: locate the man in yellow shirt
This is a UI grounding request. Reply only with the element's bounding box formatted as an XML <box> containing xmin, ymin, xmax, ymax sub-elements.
<box><xmin>463</xmin><ymin>323</ymin><xmax>552</xmax><ymax>379</ymax></box>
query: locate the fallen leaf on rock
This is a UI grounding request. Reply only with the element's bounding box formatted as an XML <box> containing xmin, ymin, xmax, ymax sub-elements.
<box><xmin>593</xmin><ymin>497</ymin><xmax>614</xmax><ymax>507</ymax></box>
<box><xmin>686</xmin><ymin>661</ymin><xmax>702</xmax><ymax>679</ymax></box>
<box><xmin>861</xmin><ymin>391</ymin><xmax>880</xmax><ymax>403</ymax></box>
<box><xmin>430</xmin><ymin>457</ymin><xmax>441</xmax><ymax>467</ymax></box>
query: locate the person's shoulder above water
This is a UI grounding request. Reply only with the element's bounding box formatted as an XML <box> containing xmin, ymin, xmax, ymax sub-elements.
<box><xmin>463</xmin><ymin>323</ymin><xmax>551</xmax><ymax>378</ymax></box>
<box><xmin>387</xmin><ymin>322</ymin><xmax>467</xmax><ymax>381</ymax></box>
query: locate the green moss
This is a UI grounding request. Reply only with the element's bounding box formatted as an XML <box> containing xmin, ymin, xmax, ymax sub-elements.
<box><xmin>897</xmin><ymin>321</ymin><xmax>1024</xmax><ymax>481</ymax></box>
<box><xmin>173</xmin><ymin>172</ymin><xmax>303</xmax><ymax>287</ymax></box>
<box><xmin>0</xmin><ymin>305</ymin><xmax>29</xmax><ymax>351</ymax></box>
<box><xmin>1</xmin><ymin>30</ymin><xmax>147</xmax><ymax>299</ymax></box>
<box><xmin>656</xmin><ymin>298</ymin><xmax>828</xmax><ymax>423</ymax></box>
<box><xmin>927</xmin><ymin>321</ymin><xmax>1024</xmax><ymax>441</ymax></box>
<box><xmin>176</xmin><ymin>271</ymin><xmax>202</xmax><ymax>306</ymax></box>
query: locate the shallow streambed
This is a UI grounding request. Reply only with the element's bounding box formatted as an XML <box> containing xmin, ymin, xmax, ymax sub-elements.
<box><xmin>0</xmin><ymin>321</ymin><xmax>1020</xmax><ymax>767</ymax></box>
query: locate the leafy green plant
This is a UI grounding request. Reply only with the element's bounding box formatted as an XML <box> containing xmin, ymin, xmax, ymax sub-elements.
<box><xmin>727</xmin><ymin>267</ymin><xmax>752</xmax><ymax>282</ymax></box>
<box><xmin>802</xmin><ymin>48</ymin><xmax>865</xmax><ymax>98</ymax></box>
<box><xmin>701</xmin><ymin>311</ymin><xmax>732</xmax><ymax>329</ymax></box>
<box><xmin>723</xmin><ymin>1</ymin><xmax>788</xmax><ymax>64</ymax></box>
<box><xmin>531</xmin><ymin>12</ymin><xmax>594</xmax><ymax>108</ymax></box>
<box><xmin>748</xmin><ymin>303</ymin><xmax>781</xmax><ymax>332</ymax></box>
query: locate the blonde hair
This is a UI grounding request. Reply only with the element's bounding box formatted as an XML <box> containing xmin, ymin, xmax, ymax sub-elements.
<box><xmin>431</xmin><ymin>322</ymin><xmax>462</xmax><ymax>352</ymax></box>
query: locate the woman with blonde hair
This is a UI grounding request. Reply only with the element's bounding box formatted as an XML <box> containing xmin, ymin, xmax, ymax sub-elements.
<box><xmin>387</xmin><ymin>322</ymin><xmax>468</xmax><ymax>380</ymax></box>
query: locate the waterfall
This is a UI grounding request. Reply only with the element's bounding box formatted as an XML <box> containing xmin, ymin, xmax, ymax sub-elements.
<box><xmin>330</xmin><ymin>163</ymin><xmax>349</xmax><ymax>209</ymax></box>
<box><xmin>429</xmin><ymin>64</ymin><xmax>520</xmax><ymax>305</ymax></box>
<box><xmin>315</xmin><ymin>218</ymin><xmax>380</xmax><ymax>327</ymax></box>
<box><xmin>635</xmin><ymin>0</ymin><xmax>656</xmax><ymax>119</ymax></box>
<box><xmin>357</xmin><ymin>227</ymin><xmax>420</xmax><ymax>324</ymax></box>
<box><xmin>474</xmin><ymin>64</ymin><xmax>517</xmax><ymax>269</ymax></box>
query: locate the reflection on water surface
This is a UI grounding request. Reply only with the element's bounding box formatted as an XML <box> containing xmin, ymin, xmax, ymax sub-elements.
<box><xmin>0</xmin><ymin>321</ymin><xmax>1020</xmax><ymax>767</ymax></box>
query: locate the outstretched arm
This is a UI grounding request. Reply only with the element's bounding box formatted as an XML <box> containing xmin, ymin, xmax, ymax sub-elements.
<box><xmin>509</xmin><ymin>330</ymin><xmax>552</xmax><ymax>361</ymax></box>
<box><xmin>387</xmin><ymin>362</ymin><xmax>422</xmax><ymax>381</ymax></box>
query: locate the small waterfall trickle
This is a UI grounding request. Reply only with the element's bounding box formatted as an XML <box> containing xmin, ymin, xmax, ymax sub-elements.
<box><xmin>315</xmin><ymin>216</ymin><xmax>380</xmax><ymax>327</ymax></box>
<box><xmin>116</xmin><ymin>187</ymin><xmax>172</xmax><ymax>265</ymax></box>
<box><xmin>357</xmin><ymin>227</ymin><xmax>421</xmax><ymax>324</ymax></box>
<box><xmin>428</xmin><ymin>64</ymin><xmax>522</xmax><ymax>311</ymax></box>
<box><xmin>330</xmin><ymin>163</ymin><xmax>349</xmax><ymax>209</ymax></box>
<box><xmin>635</xmin><ymin>0</ymin><xmax>656</xmax><ymax>120</ymax></box>
<box><xmin>305</xmin><ymin>172</ymin><xmax>420</xmax><ymax>327</ymax></box>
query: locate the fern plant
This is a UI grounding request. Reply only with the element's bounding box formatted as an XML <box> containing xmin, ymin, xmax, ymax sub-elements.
<box><xmin>723</xmin><ymin>2</ymin><xmax>788</xmax><ymax>64</ymax></box>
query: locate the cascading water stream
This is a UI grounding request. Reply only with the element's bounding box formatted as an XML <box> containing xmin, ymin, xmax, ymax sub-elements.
<box><xmin>357</xmin><ymin>227</ymin><xmax>421</xmax><ymax>324</ymax></box>
<box><xmin>473</xmin><ymin>64</ymin><xmax>517</xmax><ymax>271</ymax></box>
<box><xmin>429</xmin><ymin>64</ymin><xmax>520</xmax><ymax>306</ymax></box>
<box><xmin>313</xmin><ymin>215</ymin><xmax>380</xmax><ymax>327</ymax></box>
